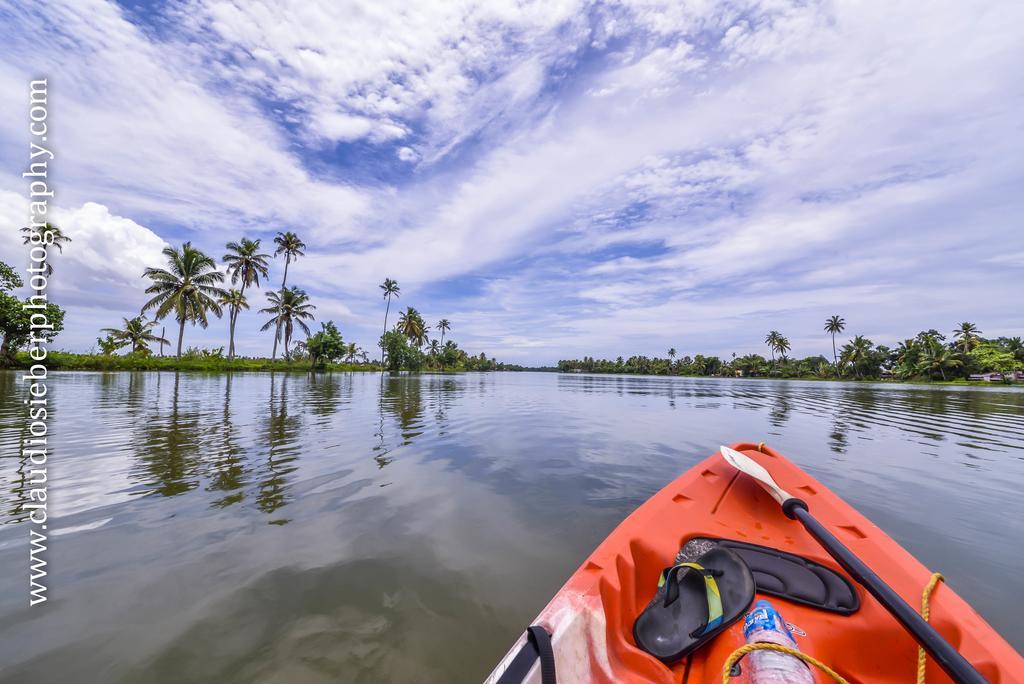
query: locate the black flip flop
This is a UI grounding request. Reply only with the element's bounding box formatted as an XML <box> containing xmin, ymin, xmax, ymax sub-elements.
<box><xmin>633</xmin><ymin>546</ymin><xmax>755</xmax><ymax>663</ymax></box>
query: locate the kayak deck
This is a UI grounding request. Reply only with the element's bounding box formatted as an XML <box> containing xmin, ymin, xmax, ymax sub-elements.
<box><xmin>486</xmin><ymin>442</ymin><xmax>1022</xmax><ymax>683</ymax></box>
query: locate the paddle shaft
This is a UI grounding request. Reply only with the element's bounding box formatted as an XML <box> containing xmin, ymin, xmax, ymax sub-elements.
<box><xmin>790</xmin><ymin>505</ymin><xmax>985</xmax><ymax>684</ymax></box>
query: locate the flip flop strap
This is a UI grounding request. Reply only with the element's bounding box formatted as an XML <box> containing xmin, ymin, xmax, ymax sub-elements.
<box><xmin>660</xmin><ymin>562</ymin><xmax>724</xmax><ymax>637</ymax></box>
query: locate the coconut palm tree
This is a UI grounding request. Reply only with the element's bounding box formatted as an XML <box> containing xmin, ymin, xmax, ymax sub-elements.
<box><xmin>260</xmin><ymin>287</ymin><xmax>315</xmax><ymax>360</ymax></box>
<box><xmin>917</xmin><ymin>337</ymin><xmax>962</xmax><ymax>380</ymax></box>
<box><xmin>953</xmin><ymin>322</ymin><xmax>981</xmax><ymax>354</ymax></box>
<box><xmin>764</xmin><ymin>331</ymin><xmax>782</xmax><ymax>367</ymax></box>
<box><xmin>436</xmin><ymin>318</ymin><xmax>451</xmax><ymax>345</ymax></box>
<box><xmin>379</xmin><ymin>278</ymin><xmax>400</xmax><ymax>366</ymax></box>
<box><xmin>775</xmin><ymin>335</ymin><xmax>792</xmax><ymax>360</ymax></box>
<box><xmin>20</xmin><ymin>223</ymin><xmax>72</xmax><ymax>278</ymax></box>
<box><xmin>218</xmin><ymin>289</ymin><xmax>249</xmax><ymax>356</ymax></box>
<box><xmin>270</xmin><ymin>231</ymin><xmax>305</xmax><ymax>359</ymax></box>
<box><xmin>429</xmin><ymin>339</ymin><xmax>441</xmax><ymax>356</ymax></box>
<box><xmin>101</xmin><ymin>316</ymin><xmax>168</xmax><ymax>355</ymax></box>
<box><xmin>840</xmin><ymin>335</ymin><xmax>873</xmax><ymax>378</ymax></box>
<box><xmin>397</xmin><ymin>307</ymin><xmax>427</xmax><ymax>348</ymax></box>
<box><xmin>893</xmin><ymin>338</ymin><xmax>921</xmax><ymax>379</ymax></box>
<box><xmin>1005</xmin><ymin>337</ymin><xmax>1024</xmax><ymax>363</ymax></box>
<box><xmin>223</xmin><ymin>238</ymin><xmax>270</xmax><ymax>358</ymax></box>
<box><xmin>823</xmin><ymin>315</ymin><xmax>845</xmax><ymax>376</ymax></box>
<box><xmin>142</xmin><ymin>242</ymin><xmax>226</xmax><ymax>358</ymax></box>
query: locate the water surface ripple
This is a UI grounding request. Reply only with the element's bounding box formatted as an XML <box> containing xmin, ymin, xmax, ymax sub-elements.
<box><xmin>1</xmin><ymin>371</ymin><xmax>1022</xmax><ymax>682</ymax></box>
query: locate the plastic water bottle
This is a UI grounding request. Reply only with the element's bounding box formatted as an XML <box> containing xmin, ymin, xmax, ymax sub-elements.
<box><xmin>742</xmin><ymin>599</ymin><xmax>815</xmax><ymax>683</ymax></box>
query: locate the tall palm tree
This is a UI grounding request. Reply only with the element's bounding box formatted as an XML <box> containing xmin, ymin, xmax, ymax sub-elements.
<box><xmin>260</xmin><ymin>287</ymin><xmax>315</xmax><ymax>360</ymax></box>
<box><xmin>142</xmin><ymin>242</ymin><xmax>226</xmax><ymax>358</ymax></box>
<box><xmin>223</xmin><ymin>238</ymin><xmax>270</xmax><ymax>358</ymax></box>
<box><xmin>379</xmin><ymin>278</ymin><xmax>400</xmax><ymax>366</ymax></box>
<box><xmin>218</xmin><ymin>289</ymin><xmax>249</xmax><ymax>356</ymax></box>
<box><xmin>101</xmin><ymin>316</ymin><xmax>168</xmax><ymax>355</ymax></box>
<box><xmin>764</xmin><ymin>331</ymin><xmax>781</xmax><ymax>367</ymax></box>
<box><xmin>775</xmin><ymin>335</ymin><xmax>792</xmax><ymax>360</ymax></box>
<box><xmin>436</xmin><ymin>319</ymin><xmax>451</xmax><ymax>345</ymax></box>
<box><xmin>271</xmin><ymin>231</ymin><xmax>305</xmax><ymax>359</ymax></box>
<box><xmin>824</xmin><ymin>315</ymin><xmax>845</xmax><ymax>376</ymax></box>
<box><xmin>953</xmin><ymin>322</ymin><xmax>981</xmax><ymax>355</ymax></box>
<box><xmin>668</xmin><ymin>348</ymin><xmax>677</xmax><ymax>360</ymax></box>
<box><xmin>397</xmin><ymin>307</ymin><xmax>427</xmax><ymax>348</ymax></box>
<box><xmin>21</xmin><ymin>222</ymin><xmax>72</xmax><ymax>278</ymax></box>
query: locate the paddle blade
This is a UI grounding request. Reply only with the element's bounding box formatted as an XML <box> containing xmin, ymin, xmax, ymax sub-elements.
<box><xmin>719</xmin><ymin>445</ymin><xmax>792</xmax><ymax>505</ymax></box>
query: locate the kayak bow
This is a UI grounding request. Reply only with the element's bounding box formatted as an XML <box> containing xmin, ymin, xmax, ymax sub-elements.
<box><xmin>485</xmin><ymin>442</ymin><xmax>1023</xmax><ymax>683</ymax></box>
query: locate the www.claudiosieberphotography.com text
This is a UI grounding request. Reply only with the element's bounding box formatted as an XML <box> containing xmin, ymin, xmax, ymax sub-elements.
<box><xmin>22</xmin><ymin>77</ymin><xmax>55</xmax><ymax>607</ymax></box>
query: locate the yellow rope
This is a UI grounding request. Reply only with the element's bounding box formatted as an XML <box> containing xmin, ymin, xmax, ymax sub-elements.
<box><xmin>721</xmin><ymin>642</ymin><xmax>850</xmax><ymax>684</ymax></box>
<box><xmin>721</xmin><ymin>572</ymin><xmax>947</xmax><ymax>684</ymax></box>
<box><xmin>757</xmin><ymin>441</ymin><xmax>766</xmax><ymax>452</ymax></box>
<box><xmin>917</xmin><ymin>572</ymin><xmax>945</xmax><ymax>684</ymax></box>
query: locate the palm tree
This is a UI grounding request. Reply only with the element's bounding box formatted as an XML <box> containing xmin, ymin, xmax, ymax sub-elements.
<box><xmin>917</xmin><ymin>337</ymin><xmax>962</xmax><ymax>380</ymax></box>
<box><xmin>429</xmin><ymin>339</ymin><xmax>441</xmax><ymax>357</ymax></box>
<box><xmin>776</xmin><ymin>336</ymin><xmax>791</xmax><ymax>360</ymax></box>
<box><xmin>764</xmin><ymin>331</ymin><xmax>781</xmax><ymax>367</ymax></box>
<box><xmin>824</xmin><ymin>315</ymin><xmax>845</xmax><ymax>376</ymax></box>
<box><xmin>218</xmin><ymin>289</ymin><xmax>249</xmax><ymax>356</ymax></box>
<box><xmin>271</xmin><ymin>231</ymin><xmax>306</xmax><ymax>359</ymax></box>
<box><xmin>260</xmin><ymin>287</ymin><xmax>315</xmax><ymax>360</ymax></box>
<box><xmin>223</xmin><ymin>238</ymin><xmax>270</xmax><ymax>358</ymax></box>
<box><xmin>142</xmin><ymin>242</ymin><xmax>226</xmax><ymax>358</ymax></box>
<box><xmin>379</xmin><ymin>278</ymin><xmax>400</xmax><ymax>366</ymax></box>
<box><xmin>953</xmin><ymin>322</ymin><xmax>981</xmax><ymax>355</ymax></box>
<box><xmin>436</xmin><ymin>319</ymin><xmax>451</xmax><ymax>345</ymax></box>
<box><xmin>21</xmin><ymin>223</ymin><xmax>72</xmax><ymax>278</ymax></box>
<box><xmin>1005</xmin><ymin>337</ymin><xmax>1024</xmax><ymax>363</ymax></box>
<box><xmin>840</xmin><ymin>335</ymin><xmax>873</xmax><ymax>378</ymax></box>
<box><xmin>101</xmin><ymin>316</ymin><xmax>168</xmax><ymax>355</ymax></box>
<box><xmin>397</xmin><ymin>307</ymin><xmax>427</xmax><ymax>348</ymax></box>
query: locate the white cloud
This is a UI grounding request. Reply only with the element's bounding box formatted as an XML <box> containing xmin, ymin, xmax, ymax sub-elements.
<box><xmin>0</xmin><ymin>191</ymin><xmax>169</xmax><ymax>349</ymax></box>
<box><xmin>397</xmin><ymin>147</ymin><xmax>420</xmax><ymax>163</ymax></box>
<box><xmin>0</xmin><ymin>0</ymin><xmax>372</xmax><ymax>242</ymax></box>
<box><xmin>179</xmin><ymin>0</ymin><xmax>590</xmax><ymax>158</ymax></box>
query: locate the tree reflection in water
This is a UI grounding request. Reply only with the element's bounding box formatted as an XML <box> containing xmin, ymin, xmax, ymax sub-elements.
<box><xmin>207</xmin><ymin>373</ymin><xmax>247</xmax><ymax>508</ymax></box>
<box><xmin>256</xmin><ymin>373</ymin><xmax>302</xmax><ymax>522</ymax></box>
<box><xmin>133</xmin><ymin>373</ymin><xmax>204</xmax><ymax>497</ymax></box>
<box><xmin>373</xmin><ymin>373</ymin><xmax>459</xmax><ymax>473</ymax></box>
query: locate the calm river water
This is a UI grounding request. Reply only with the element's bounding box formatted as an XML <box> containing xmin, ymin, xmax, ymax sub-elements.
<box><xmin>1</xmin><ymin>371</ymin><xmax>1022</xmax><ymax>682</ymax></box>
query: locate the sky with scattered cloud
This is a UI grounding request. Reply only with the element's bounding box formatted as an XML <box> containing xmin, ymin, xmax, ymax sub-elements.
<box><xmin>0</xmin><ymin>0</ymin><xmax>1021</xmax><ymax>363</ymax></box>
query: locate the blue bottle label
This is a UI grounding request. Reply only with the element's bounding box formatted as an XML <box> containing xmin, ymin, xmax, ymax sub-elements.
<box><xmin>743</xmin><ymin>599</ymin><xmax>781</xmax><ymax>637</ymax></box>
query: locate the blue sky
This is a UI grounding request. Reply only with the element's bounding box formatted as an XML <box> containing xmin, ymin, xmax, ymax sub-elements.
<box><xmin>1</xmin><ymin>0</ymin><xmax>1022</xmax><ymax>364</ymax></box>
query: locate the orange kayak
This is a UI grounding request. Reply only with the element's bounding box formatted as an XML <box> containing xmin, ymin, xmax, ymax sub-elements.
<box><xmin>485</xmin><ymin>442</ymin><xmax>1023</xmax><ymax>683</ymax></box>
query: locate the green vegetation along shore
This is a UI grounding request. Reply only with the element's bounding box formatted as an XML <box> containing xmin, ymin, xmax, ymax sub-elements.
<box><xmin>558</xmin><ymin>319</ymin><xmax>1024</xmax><ymax>384</ymax></box>
<box><xmin>1</xmin><ymin>225</ymin><xmax>507</xmax><ymax>373</ymax></box>
<box><xmin>3</xmin><ymin>226</ymin><xmax>1020</xmax><ymax>381</ymax></box>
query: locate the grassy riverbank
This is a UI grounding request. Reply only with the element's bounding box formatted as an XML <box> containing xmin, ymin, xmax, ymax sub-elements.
<box><xmin>9</xmin><ymin>351</ymin><xmax>378</xmax><ymax>373</ymax></box>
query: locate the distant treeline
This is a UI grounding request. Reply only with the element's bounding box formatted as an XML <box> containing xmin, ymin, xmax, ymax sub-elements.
<box><xmin>558</xmin><ymin>323</ymin><xmax>1024</xmax><ymax>383</ymax></box>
